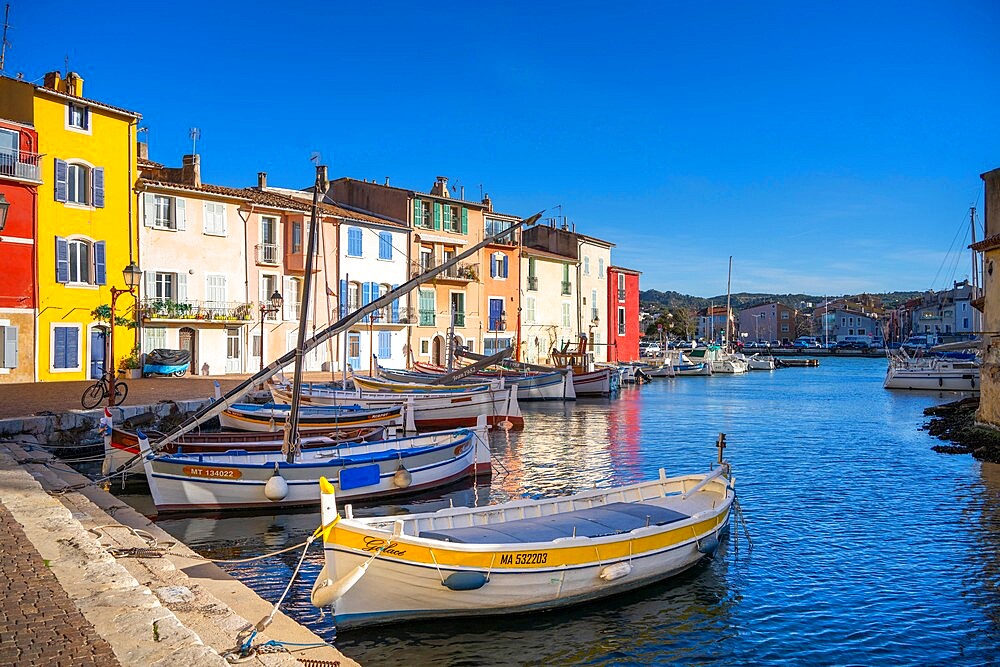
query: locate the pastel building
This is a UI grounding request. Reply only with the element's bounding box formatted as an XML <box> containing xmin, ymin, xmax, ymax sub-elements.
<box><xmin>482</xmin><ymin>200</ymin><xmax>521</xmax><ymax>356</ymax></box>
<box><xmin>0</xmin><ymin>72</ymin><xmax>139</xmax><ymax>382</ymax></box>
<box><xmin>607</xmin><ymin>266</ymin><xmax>641</xmax><ymax>362</ymax></box>
<box><xmin>973</xmin><ymin>167</ymin><xmax>1000</xmax><ymax>427</ymax></box>
<box><xmin>738</xmin><ymin>301</ymin><xmax>797</xmax><ymax>344</ymax></box>
<box><xmin>519</xmin><ymin>246</ymin><xmax>578</xmax><ymax>365</ymax></box>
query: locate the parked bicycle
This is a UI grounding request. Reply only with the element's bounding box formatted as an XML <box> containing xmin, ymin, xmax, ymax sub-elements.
<box><xmin>81</xmin><ymin>370</ymin><xmax>129</xmax><ymax>409</ymax></box>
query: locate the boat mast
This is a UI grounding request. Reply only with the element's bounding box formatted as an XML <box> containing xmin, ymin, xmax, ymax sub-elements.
<box><xmin>971</xmin><ymin>206</ymin><xmax>981</xmax><ymax>335</ymax></box>
<box><xmin>283</xmin><ymin>165</ymin><xmax>328</xmax><ymax>463</ymax></box>
<box><xmin>724</xmin><ymin>256</ymin><xmax>733</xmax><ymax>350</ymax></box>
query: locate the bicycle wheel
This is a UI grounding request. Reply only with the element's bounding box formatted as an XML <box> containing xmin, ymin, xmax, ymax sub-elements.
<box><xmin>112</xmin><ymin>381</ymin><xmax>129</xmax><ymax>407</ymax></box>
<box><xmin>81</xmin><ymin>383</ymin><xmax>105</xmax><ymax>409</ymax></box>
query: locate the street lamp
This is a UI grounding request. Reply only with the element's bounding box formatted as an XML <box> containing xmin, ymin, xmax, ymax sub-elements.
<box><xmin>259</xmin><ymin>289</ymin><xmax>283</xmax><ymax>371</ymax></box>
<box><xmin>108</xmin><ymin>261</ymin><xmax>142</xmax><ymax>406</ymax></box>
<box><xmin>0</xmin><ymin>192</ymin><xmax>10</xmax><ymax>232</ymax></box>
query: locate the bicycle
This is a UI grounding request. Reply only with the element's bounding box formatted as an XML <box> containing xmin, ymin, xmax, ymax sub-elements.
<box><xmin>81</xmin><ymin>370</ymin><xmax>129</xmax><ymax>409</ymax></box>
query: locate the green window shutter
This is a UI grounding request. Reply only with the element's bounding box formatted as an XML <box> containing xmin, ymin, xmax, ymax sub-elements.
<box><xmin>433</xmin><ymin>202</ymin><xmax>441</xmax><ymax>231</ymax></box>
<box><xmin>461</xmin><ymin>207</ymin><xmax>468</xmax><ymax>235</ymax></box>
<box><xmin>413</xmin><ymin>199</ymin><xmax>422</xmax><ymax>227</ymax></box>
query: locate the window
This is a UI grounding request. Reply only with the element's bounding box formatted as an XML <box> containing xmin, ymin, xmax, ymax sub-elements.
<box><xmin>484</xmin><ymin>337</ymin><xmax>512</xmax><ymax>356</ymax></box>
<box><xmin>781</xmin><ymin>324</ymin><xmax>790</xmax><ymax>333</ymax></box>
<box><xmin>67</xmin><ymin>240</ymin><xmax>90</xmax><ymax>283</ymax></box>
<box><xmin>67</xmin><ymin>164</ymin><xmax>87</xmax><ymax>203</ymax></box>
<box><xmin>144</xmin><ymin>326</ymin><xmax>166</xmax><ymax>352</ymax></box>
<box><xmin>583</xmin><ymin>257</ymin><xmax>590</xmax><ymax>275</ymax></box>
<box><xmin>261</xmin><ymin>274</ymin><xmax>280</xmax><ymax>320</ymax></box>
<box><xmin>618</xmin><ymin>307</ymin><xmax>626</xmax><ymax>336</ymax></box>
<box><xmin>206</xmin><ymin>274</ymin><xmax>227</xmax><ymax>309</ymax></box>
<box><xmin>142</xmin><ymin>193</ymin><xmax>184</xmax><ymax>230</ymax></box>
<box><xmin>55</xmin><ymin>237</ymin><xmax>105</xmax><ymax>286</ymax></box>
<box><xmin>419</xmin><ymin>290</ymin><xmax>435</xmax><ymax>326</ymax></box>
<box><xmin>591</xmin><ymin>289</ymin><xmax>599</xmax><ymax>322</ymax></box>
<box><xmin>261</xmin><ymin>216</ymin><xmax>277</xmax><ymax>244</ymax></box>
<box><xmin>51</xmin><ymin>325</ymin><xmax>81</xmax><ymax>371</ymax></box>
<box><xmin>348</xmin><ymin>282</ymin><xmax>361</xmax><ymax>312</ymax></box>
<box><xmin>55</xmin><ymin>160</ymin><xmax>103</xmax><ymax>208</ymax></box>
<box><xmin>486</xmin><ymin>217</ymin><xmax>512</xmax><ymax>238</ymax></box>
<box><xmin>491</xmin><ymin>252</ymin><xmax>508</xmax><ymax>279</ymax></box>
<box><xmin>561</xmin><ymin>264</ymin><xmax>571</xmax><ymax>295</ymax></box>
<box><xmin>378</xmin><ymin>231</ymin><xmax>393</xmax><ymax>260</ymax></box>
<box><xmin>598</xmin><ymin>258</ymin><xmax>604</xmax><ymax>278</ymax></box>
<box><xmin>781</xmin><ymin>312</ymin><xmax>789</xmax><ymax>320</ymax></box>
<box><xmin>284</xmin><ymin>278</ymin><xmax>301</xmax><ymax>320</ymax></box>
<box><xmin>420</xmin><ymin>247</ymin><xmax>434</xmax><ymax>272</ymax></box>
<box><xmin>0</xmin><ymin>324</ymin><xmax>18</xmax><ymax>369</ymax></box>
<box><xmin>347</xmin><ymin>227</ymin><xmax>363</xmax><ymax>257</ymax></box>
<box><xmin>292</xmin><ymin>221</ymin><xmax>302</xmax><ymax>253</ymax></box>
<box><xmin>67</xmin><ymin>102</ymin><xmax>89</xmax><ymax>130</ymax></box>
<box><xmin>378</xmin><ymin>331</ymin><xmax>392</xmax><ymax>359</ymax></box>
<box><xmin>618</xmin><ymin>274</ymin><xmax>626</xmax><ymax>301</ymax></box>
<box><xmin>419</xmin><ymin>339</ymin><xmax>430</xmax><ymax>355</ymax></box>
<box><xmin>414</xmin><ymin>199</ymin><xmax>433</xmax><ymax>229</ymax></box>
<box><xmin>450</xmin><ymin>293</ymin><xmax>465</xmax><ymax>327</ymax></box>
<box><xmin>489</xmin><ymin>297</ymin><xmax>505</xmax><ymax>332</ymax></box>
<box><xmin>526</xmin><ymin>296</ymin><xmax>536</xmax><ymax>323</ymax></box>
<box><xmin>204</xmin><ymin>202</ymin><xmax>226</xmax><ymax>235</ymax></box>
<box><xmin>562</xmin><ymin>302</ymin><xmax>571</xmax><ymax>328</ymax></box>
<box><xmin>154</xmin><ymin>272</ymin><xmax>176</xmax><ymax>300</ymax></box>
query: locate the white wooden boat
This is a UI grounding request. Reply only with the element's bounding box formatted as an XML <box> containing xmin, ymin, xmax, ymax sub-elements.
<box><xmin>883</xmin><ymin>353</ymin><xmax>980</xmax><ymax>391</ymax></box>
<box><xmin>738</xmin><ymin>353</ymin><xmax>776</xmax><ymax>371</ymax></box>
<box><xmin>392</xmin><ymin>364</ymin><xmax>576</xmax><ymax>401</ymax></box>
<box><xmin>138</xmin><ymin>425</ymin><xmax>490</xmax><ymax>512</ymax></box>
<box><xmin>688</xmin><ymin>347</ymin><xmax>748</xmax><ymax>374</ymax></box>
<box><xmin>311</xmin><ymin>451</ymin><xmax>735</xmax><ymax>629</ymax></box>
<box><xmin>269</xmin><ymin>382</ymin><xmax>524</xmax><ymax>430</ymax></box>
<box><xmin>219</xmin><ymin>402</ymin><xmax>404</xmax><ymax>433</ymax></box>
<box><xmin>647</xmin><ymin>352</ymin><xmax>712</xmax><ymax>377</ymax></box>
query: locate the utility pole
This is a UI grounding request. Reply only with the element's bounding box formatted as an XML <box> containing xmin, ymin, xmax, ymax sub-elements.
<box><xmin>0</xmin><ymin>5</ymin><xmax>11</xmax><ymax>73</ymax></box>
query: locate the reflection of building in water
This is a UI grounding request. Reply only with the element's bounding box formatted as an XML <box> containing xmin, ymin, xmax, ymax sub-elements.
<box><xmin>607</xmin><ymin>390</ymin><xmax>643</xmax><ymax>477</ymax></box>
<box><xmin>971</xmin><ymin>462</ymin><xmax>1000</xmax><ymax>632</ymax></box>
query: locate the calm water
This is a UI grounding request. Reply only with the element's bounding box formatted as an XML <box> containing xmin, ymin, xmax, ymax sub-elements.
<box><xmin>149</xmin><ymin>357</ymin><xmax>1000</xmax><ymax>666</ymax></box>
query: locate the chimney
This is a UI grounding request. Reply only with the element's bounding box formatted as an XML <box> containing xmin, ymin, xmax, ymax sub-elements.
<box><xmin>42</xmin><ymin>71</ymin><xmax>63</xmax><ymax>92</ymax></box>
<box><xmin>181</xmin><ymin>154</ymin><xmax>201</xmax><ymax>187</ymax></box>
<box><xmin>137</xmin><ymin>141</ymin><xmax>148</xmax><ymax>160</ymax></box>
<box><xmin>317</xmin><ymin>165</ymin><xmax>329</xmax><ymax>191</ymax></box>
<box><xmin>65</xmin><ymin>72</ymin><xmax>84</xmax><ymax>97</ymax></box>
<box><xmin>430</xmin><ymin>176</ymin><xmax>450</xmax><ymax>198</ymax></box>
<box><xmin>385</xmin><ymin>176</ymin><xmax>390</xmax><ymax>186</ymax></box>
<box><xmin>482</xmin><ymin>193</ymin><xmax>493</xmax><ymax>212</ymax></box>
<box><xmin>258</xmin><ymin>172</ymin><xmax>267</xmax><ymax>189</ymax></box>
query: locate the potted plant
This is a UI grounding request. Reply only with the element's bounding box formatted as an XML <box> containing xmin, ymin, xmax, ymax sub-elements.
<box><xmin>120</xmin><ymin>346</ymin><xmax>142</xmax><ymax>379</ymax></box>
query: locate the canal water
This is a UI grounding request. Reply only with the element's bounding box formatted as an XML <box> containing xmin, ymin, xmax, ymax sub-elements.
<box><xmin>149</xmin><ymin>357</ymin><xmax>1000</xmax><ymax>665</ymax></box>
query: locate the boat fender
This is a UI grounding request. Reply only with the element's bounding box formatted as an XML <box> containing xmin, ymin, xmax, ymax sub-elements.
<box><xmin>442</xmin><ymin>571</ymin><xmax>488</xmax><ymax>591</ymax></box>
<box><xmin>599</xmin><ymin>561</ymin><xmax>632</xmax><ymax>582</ymax></box>
<box><xmin>393</xmin><ymin>465</ymin><xmax>413</xmax><ymax>489</ymax></box>
<box><xmin>264</xmin><ymin>463</ymin><xmax>289</xmax><ymax>501</ymax></box>
<box><xmin>311</xmin><ymin>562</ymin><xmax>371</xmax><ymax>607</ymax></box>
<box><xmin>697</xmin><ymin>535</ymin><xmax>720</xmax><ymax>555</ymax></box>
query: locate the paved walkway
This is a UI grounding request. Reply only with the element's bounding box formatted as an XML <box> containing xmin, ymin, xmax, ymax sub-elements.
<box><xmin>0</xmin><ymin>503</ymin><xmax>120</xmax><ymax>666</ymax></box>
<box><xmin>0</xmin><ymin>371</ymin><xmax>342</xmax><ymax>420</ymax></box>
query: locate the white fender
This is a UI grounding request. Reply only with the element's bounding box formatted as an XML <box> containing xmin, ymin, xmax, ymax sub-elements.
<box><xmin>599</xmin><ymin>561</ymin><xmax>632</xmax><ymax>582</ymax></box>
<box><xmin>393</xmin><ymin>465</ymin><xmax>413</xmax><ymax>488</ymax></box>
<box><xmin>264</xmin><ymin>463</ymin><xmax>289</xmax><ymax>501</ymax></box>
<box><xmin>311</xmin><ymin>562</ymin><xmax>370</xmax><ymax>608</ymax></box>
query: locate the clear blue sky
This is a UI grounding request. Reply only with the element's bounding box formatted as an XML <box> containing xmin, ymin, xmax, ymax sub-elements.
<box><xmin>9</xmin><ymin>1</ymin><xmax>999</xmax><ymax>297</ymax></box>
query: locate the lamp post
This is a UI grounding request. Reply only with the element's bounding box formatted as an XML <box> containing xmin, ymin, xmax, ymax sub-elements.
<box><xmin>108</xmin><ymin>261</ymin><xmax>142</xmax><ymax>406</ymax></box>
<box><xmin>258</xmin><ymin>290</ymin><xmax>283</xmax><ymax>371</ymax></box>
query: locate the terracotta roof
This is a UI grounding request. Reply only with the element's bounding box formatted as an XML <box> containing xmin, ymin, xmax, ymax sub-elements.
<box><xmin>137</xmin><ymin>157</ymin><xmax>164</xmax><ymax>169</ymax></box>
<box><xmin>17</xmin><ymin>77</ymin><xmax>142</xmax><ymax>119</ymax></box>
<box><xmin>971</xmin><ymin>233</ymin><xmax>1000</xmax><ymax>252</ymax></box>
<box><xmin>332</xmin><ymin>176</ymin><xmax>488</xmax><ymax>209</ymax></box>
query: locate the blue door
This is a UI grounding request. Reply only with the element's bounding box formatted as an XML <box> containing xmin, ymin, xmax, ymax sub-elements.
<box><xmin>89</xmin><ymin>328</ymin><xmax>107</xmax><ymax>379</ymax></box>
<box><xmin>347</xmin><ymin>332</ymin><xmax>361</xmax><ymax>371</ymax></box>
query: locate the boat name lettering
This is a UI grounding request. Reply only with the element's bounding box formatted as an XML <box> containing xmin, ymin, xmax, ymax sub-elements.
<box><xmin>500</xmin><ymin>552</ymin><xmax>548</xmax><ymax>565</ymax></box>
<box><xmin>362</xmin><ymin>536</ymin><xmax>407</xmax><ymax>557</ymax></box>
<box><xmin>181</xmin><ymin>466</ymin><xmax>242</xmax><ymax>480</ymax></box>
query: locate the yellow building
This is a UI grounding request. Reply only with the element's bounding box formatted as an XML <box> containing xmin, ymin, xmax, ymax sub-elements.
<box><xmin>975</xmin><ymin>167</ymin><xmax>1000</xmax><ymax>427</ymax></box>
<box><xmin>0</xmin><ymin>72</ymin><xmax>139</xmax><ymax>381</ymax></box>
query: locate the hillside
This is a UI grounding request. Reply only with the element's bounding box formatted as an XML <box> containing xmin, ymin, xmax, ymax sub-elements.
<box><xmin>640</xmin><ymin>289</ymin><xmax>925</xmax><ymax>312</ymax></box>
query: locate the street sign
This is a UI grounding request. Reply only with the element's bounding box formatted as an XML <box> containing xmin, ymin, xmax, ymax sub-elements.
<box><xmin>657</xmin><ymin>324</ymin><xmax>663</xmax><ymax>331</ymax></box>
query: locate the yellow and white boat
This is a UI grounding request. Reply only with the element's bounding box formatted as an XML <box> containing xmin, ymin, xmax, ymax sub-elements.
<box><xmin>311</xmin><ymin>448</ymin><xmax>735</xmax><ymax>629</ymax></box>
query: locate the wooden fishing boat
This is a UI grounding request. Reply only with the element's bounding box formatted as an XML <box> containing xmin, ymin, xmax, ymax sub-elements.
<box><xmin>105</xmin><ymin>426</ymin><xmax>387</xmax><ymax>472</ymax></box>
<box><xmin>395</xmin><ymin>363</ymin><xmax>575</xmax><ymax>401</ymax></box>
<box><xmin>310</xmin><ymin>441</ymin><xmax>735</xmax><ymax>629</ymax></box>
<box><xmin>269</xmin><ymin>382</ymin><xmax>524</xmax><ymax>430</ymax></box>
<box><xmin>139</xmin><ymin>425</ymin><xmax>490</xmax><ymax>512</ymax></box>
<box><xmin>219</xmin><ymin>402</ymin><xmax>404</xmax><ymax>433</ymax></box>
<box><xmin>352</xmin><ymin>374</ymin><xmax>494</xmax><ymax>393</ymax></box>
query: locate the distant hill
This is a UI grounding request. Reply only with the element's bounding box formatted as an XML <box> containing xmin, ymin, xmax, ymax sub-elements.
<box><xmin>640</xmin><ymin>289</ymin><xmax>925</xmax><ymax>312</ymax></box>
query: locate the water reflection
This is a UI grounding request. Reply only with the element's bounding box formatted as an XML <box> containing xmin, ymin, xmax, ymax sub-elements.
<box><xmin>145</xmin><ymin>358</ymin><xmax>1000</xmax><ymax>666</ymax></box>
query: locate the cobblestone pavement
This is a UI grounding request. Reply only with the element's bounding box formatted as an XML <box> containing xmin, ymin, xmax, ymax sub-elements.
<box><xmin>0</xmin><ymin>503</ymin><xmax>120</xmax><ymax>666</ymax></box>
<box><xmin>0</xmin><ymin>371</ymin><xmax>339</xmax><ymax>420</ymax></box>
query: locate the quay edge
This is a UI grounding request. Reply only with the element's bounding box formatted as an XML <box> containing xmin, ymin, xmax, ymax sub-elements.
<box><xmin>0</xmin><ymin>440</ymin><xmax>358</xmax><ymax>667</ymax></box>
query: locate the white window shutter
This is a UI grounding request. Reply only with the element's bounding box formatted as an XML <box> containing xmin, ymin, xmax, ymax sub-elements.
<box><xmin>144</xmin><ymin>271</ymin><xmax>156</xmax><ymax>299</ymax></box>
<box><xmin>175</xmin><ymin>198</ymin><xmax>186</xmax><ymax>230</ymax></box>
<box><xmin>219</xmin><ymin>203</ymin><xmax>227</xmax><ymax>235</ymax></box>
<box><xmin>176</xmin><ymin>273</ymin><xmax>188</xmax><ymax>302</ymax></box>
<box><xmin>143</xmin><ymin>193</ymin><xmax>156</xmax><ymax>227</ymax></box>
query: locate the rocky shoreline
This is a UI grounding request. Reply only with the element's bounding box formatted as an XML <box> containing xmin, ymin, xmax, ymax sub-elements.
<box><xmin>923</xmin><ymin>397</ymin><xmax>1000</xmax><ymax>464</ymax></box>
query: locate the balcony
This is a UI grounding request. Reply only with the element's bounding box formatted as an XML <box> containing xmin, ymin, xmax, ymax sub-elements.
<box><xmin>527</xmin><ymin>276</ymin><xmax>538</xmax><ymax>291</ymax></box>
<box><xmin>0</xmin><ymin>148</ymin><xmax>42</xmax><ymax>183</ymax></box>
<box><xmin>561</xmin><ymin>281</ymin><xmax>572</xmax><ymax>295</ymax></box>
<box><xmin>255</xmin><ymin>243</ymin><xmax>280</xmax><ymax>265</ymax></box>
<box><xmin>139</xmin><ymin>299</ymin><xmax>254</xmax><ymax>322</ymax></box>
<box><xmin>418</xmin><ymin>309</ymin><xmax>436</xmax><ymax>326</ymax></box>
<box><xmin>410</xmin><ymin>260</ymin><xmax>479</xmax><ymax>283</ymax></box>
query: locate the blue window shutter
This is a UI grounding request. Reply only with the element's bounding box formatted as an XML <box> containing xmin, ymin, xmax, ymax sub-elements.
<box><xmin>502</xmin><ymin>254</ymin><xmax>508</xmax><ymax>278</ymax></box>
<box><xmin>82</xmin><ymin>107</ymin><xmax>90</xmax><ymax>130</ymax></box>
<box><xmin>54</xmin><ymin>159</ymin><xmax>68</xmax><ymax>202</ymax></box>
<box><xmin>94</xmin><ymin>241</ymin><xmax>106</xmax><ymax>285</ymax></box>
<box><xmin>55</xmin><ymin>237</ymin><xmax>69</xmax><ymax>283</ymax></box>
<box><xmin>391</xmin><ymin>284</ymin><xmax>399</xmax><ymax>323</ymax></box>
<box><xmin>379</xmin><ymin>232</ymin><xmax>392</xmax><ymax>259</ymax></box>
<box><xmin>361</xmin><ymin>281</ymin><xmax>371</xmax><ymax>322</ymax></box>
<box><xmin>66</xmin><ymin>328</ymin><xmax>78</xmax><ymax>368</ymax></box>
<box><xmin>339</xmin><ymin>279</ymin><xmax>348</xmax><ymax>317</ymax></box>
<box><xmin>53</xmin><ymin>327</ymin><xmax>65</xmax><ymax>368</ymax></box>
<box><xmin>461</xmin><ymin>208</ymin><xmax>468</xmax><ymax>235</ymax></box>
<box><xmin>433</xmin><ymin>202</ymin><xmax>441</xmax><ymax>231</ymax></box>
<box><xmin>378</xmin><ymin>331</ymin><xmax>391</xmax><ymax>359</ymax></box>
<box><xmin>348</xmin><ymin>227</ymin><xmax>362</xmax><ymax>256</ymax></box>
<box><xmin>92</xmin><ymin>167</ymin><xmax>105</xmax><ymax>208</ymax></box>
<box><xmin>490</xmin><ymin>254</ymin><xmax>496</xmax><ymax>278</ymax></box>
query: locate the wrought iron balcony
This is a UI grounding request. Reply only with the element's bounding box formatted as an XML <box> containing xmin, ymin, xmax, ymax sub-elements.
<box><xmin>139</xmin><ymin>299</ymin><xmax>254</xmax><ymax>322</ymax></box>
<box><xmin>410</xmin><ymin>260</ymin><xmax>479</xmax><ymax>282</ymax></box>
<box><xmin>255</xmin><ymin>243</ymin><xmax>280</xmax><ymax>265</ymax></box>
<box><xmin>0</xmin><ymin>148</ymin><xmax>42</xmax><ymax>183</ymax></box>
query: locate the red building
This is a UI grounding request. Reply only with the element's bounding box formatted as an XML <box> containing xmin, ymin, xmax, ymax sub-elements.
<box><xmin>0</xmin><ymin>118</ymin><xmax>40</xmax><ymax>382</ymax></box>
<box><xmin>607</xmin><ymin>266</ymin><xmax>641</xmax><ymax>362</ymax></box>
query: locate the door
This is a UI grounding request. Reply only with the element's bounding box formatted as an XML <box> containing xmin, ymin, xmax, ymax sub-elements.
<box><xmin>432</xmin><ymin>335</ymin><xmax>443</xmax><ymax>365</ymax></box>
<box><xmin>0</xmin><ymin>128</ymin><xmax>16</xmax><ymax>175</ymax></box>
<box><xmin>225</xmin><ymin>328</ymin><xmax>241</xmax><ymax>374</ymax></box>
<box><xmin>89</xmin><ymin>327</ymin><xmax>107</xmax><ymax>378</ymax></box>
<box><xmin>347</xmin><ymin>332</ymin><xmax>361</xmax><ymax>370</ymax></box>
<box><xmin>179</xmin><ymin>327</ymin><xmax>196</xmax><ymax>376</ymax></box>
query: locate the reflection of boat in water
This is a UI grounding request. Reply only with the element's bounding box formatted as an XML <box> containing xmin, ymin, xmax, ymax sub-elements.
<box><xmin>311</xmin><ymin>439</ymin><xmax>735</xmax><ymax>629</ymax></box>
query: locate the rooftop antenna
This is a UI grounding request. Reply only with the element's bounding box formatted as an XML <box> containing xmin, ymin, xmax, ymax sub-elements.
<box><xmin>64</xmin><ymin>54</ymin><xmax>69</xmax><ymax>77</ymax></box>
<box><xmin>138</xmin><ymin>126</ymin><xmax>149</xmax><ymax>154</ymax></box>
<box><xmin>0</xmin><ymin>5</ymin><xmax>11</xmax><ymax>73</ymax></box>
<box><xmin>310</xmin><ymin>151</ymin><xmax>321</xmax><ymax>165</ymax></box>
<box><xmin>189</xmin><ymin>127</ymin><xmax>200</xmax><ymax>155</ymax></box>
<box><xmin>479</xmin><ymin>183</ymin><xmax>484</xmax><ymax>200</ymax></box>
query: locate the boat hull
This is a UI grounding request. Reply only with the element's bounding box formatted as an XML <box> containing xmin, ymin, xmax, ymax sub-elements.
<box><xmin>883</xmin><ymin>366</ymin><xmax>980</xmax><ymax>391</ymax></box>
<box><xmin>385</xmin><ymin>366</ymin><xmax>575</xmax><ymax>401</ymax></box>
<box><xmin>218</xmin><ymin>404</ymin><xmax>404</xmax><ymax>432</ymax></box>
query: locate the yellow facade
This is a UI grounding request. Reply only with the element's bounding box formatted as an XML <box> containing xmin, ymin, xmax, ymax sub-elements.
<box><xmin>0</xmin><ymin>75</ymin><xmax>139</xmax><ymax>381</ymax></box>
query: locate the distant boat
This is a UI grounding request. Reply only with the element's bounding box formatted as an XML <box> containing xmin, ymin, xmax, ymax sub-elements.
<box><xmin>883</xmin><ymin>351</ymin><xmax>979</xmax><ymax>391</ymax></box>
<box><xmin>687</xmin><ymin>346</ymin><xmax>748</xmax><ymax>374</ymax></box>
<box><xmin>310</xmin><ymin>436</ymin><xmax>736</xmax><ymax>630</ymax></box>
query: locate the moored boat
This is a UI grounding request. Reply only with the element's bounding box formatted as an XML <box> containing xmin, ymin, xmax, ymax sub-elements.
<box><xmin>219</xmin><ymin>402</ymin><xmax>404</xmax><ymax>433</ymax></box>
<box><xmin>388</xmin><ymin>364</ymin><xmax>576</xmax><ymax>401</ymax></box>
<box><xmin>310</xmin><ymin>437</ymin><xmax>735</xmax><ymax>629</ymax></box>
<box><xmin>883</xmin><ymin>352</ymin><xmax>980</xmax><ymax>391</ymax></box>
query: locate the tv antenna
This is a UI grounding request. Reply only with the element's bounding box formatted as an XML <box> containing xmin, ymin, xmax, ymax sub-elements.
<box><xmin>310</xmin><ymin>151</ymin><xmax>321</xmax><ymax>165</ymax></box>
<box><xmin>0</xmin><ymin>5</ymin><xmax>11</xmax><ymax>73</ymax></box>
<box><xmin>189</xmin><ymin>127</ymin><xmax>200</xmax><ymax>155</ymax></box>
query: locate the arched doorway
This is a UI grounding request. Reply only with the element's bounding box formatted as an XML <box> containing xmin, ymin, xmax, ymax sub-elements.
<box><xmin>179</xmin><ymin>327</ymin><xmax>197</xmax><ymax>376</ymax></box>
<box><xmin>431</xmin><ymin>335</ymin><xmax>444</xmax><ymax>365</ymax></box>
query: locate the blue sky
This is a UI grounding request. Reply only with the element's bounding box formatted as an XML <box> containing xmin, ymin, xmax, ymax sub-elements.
<box><xmin>9</xmin><ymin>1</ymin><xmax>999</xmax><ymax>296</ymax></box>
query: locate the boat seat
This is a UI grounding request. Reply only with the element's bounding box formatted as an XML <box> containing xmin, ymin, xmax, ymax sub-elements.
<box><xmin>418</xmin><ymin>502</ymin><xmax>689</xmax><ymax>544</ymax></box>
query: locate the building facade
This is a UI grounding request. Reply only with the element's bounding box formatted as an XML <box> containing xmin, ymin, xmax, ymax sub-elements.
<box><xmin>909</xmin><ymin>281</ymin><xmax>977</xmax><ymax>338</ymax></box>
<box><xmin>696</xmin><ymin>305</ymin><xmax>730</xmax><ymax>344</ymax></box>
<box><xmin>738</xmin><ymin>301</ymin><xmax>797</xmax><ymax>344</ymax></box>
<box><xmin>519</xmin><ymin>246</ymin><xmax>578</xmax><ymax>365</ymax></box>
<box><xmin>607</xmin><ymin>266</ymin><xmax>641</xmax><ymax>362</ymax></box>
<box><xmin>482</xmin><ymin>201</ymin><xmax>521</xmax><ymax>357</ymax></box>
<box><xmin>973</xmin><ymin>167</ymin><xmax>1000</xmax><ymax>427</ymax></box>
